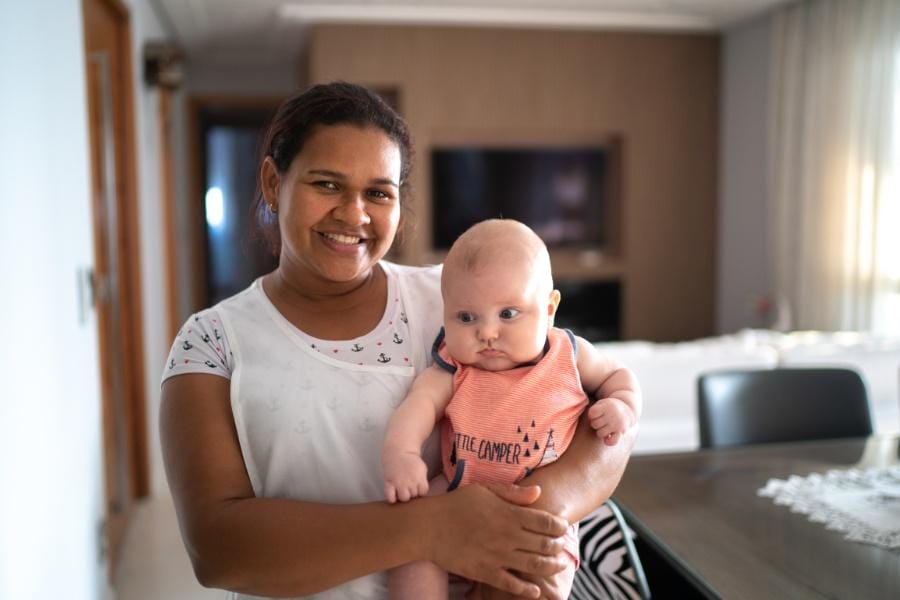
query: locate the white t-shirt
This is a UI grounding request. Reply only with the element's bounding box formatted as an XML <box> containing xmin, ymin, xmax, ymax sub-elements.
<box><xmin>164</xmin><ymin>264</ymin><xmax>417</xmax><ymax>377</ymax></box>
<box><xmin>163</xmin><ymin>262</ymin><xmax>444</xmax><ymax>600</ymax></box>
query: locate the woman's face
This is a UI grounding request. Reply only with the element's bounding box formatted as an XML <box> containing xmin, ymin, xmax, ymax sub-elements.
<box><xmin>266</xmin><ymin>124</ymin><xmax>402</xmax><ymax>287</ymax></box>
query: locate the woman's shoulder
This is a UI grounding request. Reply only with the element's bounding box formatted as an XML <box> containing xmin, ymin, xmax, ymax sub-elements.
<box><xmin>382</xmin><ymin>260</ymin><xmax>442</xmax><ymax>300</ymax></box>
<box><xmin>212</xmin><ymin>278</ymin><xmax>266</xmax><ymax>311</ymax></box>
<box><xmin>381</xmin><ymin>260</ymin><xmax>442</xmax><ymax>280</ymax></box>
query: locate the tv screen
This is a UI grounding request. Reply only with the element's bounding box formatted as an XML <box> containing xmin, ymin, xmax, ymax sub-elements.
<box><xmin>431</xmin><ymin>147</ymin><xmax>611</xmax><ymax>249</ymax></box>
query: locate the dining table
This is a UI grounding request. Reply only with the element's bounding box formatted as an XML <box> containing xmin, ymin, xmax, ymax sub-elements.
<box><xmin>613</xmin><ymin>433</ymin><xmax>900</xmax><ymax>599</ymax></box>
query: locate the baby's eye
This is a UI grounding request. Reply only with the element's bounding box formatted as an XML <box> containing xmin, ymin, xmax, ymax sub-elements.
<box><xmin>457</xmin><ymin>312</ymin><xmax>475</xmax><ymax>323</ymax></box>
<box><xmin>314</xmin><ymin>181</ymin><xmax>339</xmax><ymax>191</ymax></box>
<box><xmin>499</xmin><ymin>308</ymin><xmax>520</xmax><ymax>320</ymax></box>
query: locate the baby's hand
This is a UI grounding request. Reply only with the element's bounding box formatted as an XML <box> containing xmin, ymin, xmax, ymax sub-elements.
<box><xmin>588</xmin><ymin>397</ymin><xmax>634</xmax><ymax>446</ymax></box>
<box><xmin>382</xmin><ymin>451</ymin><xmax>429</xmax><ymax>503</ymax></box>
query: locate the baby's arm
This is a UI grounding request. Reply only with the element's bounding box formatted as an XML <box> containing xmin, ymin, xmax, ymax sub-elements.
<box><xmin>382</xmin><ymin>365</ymin><xmax>454</xmax><ymax>503</ymax></box>
<box><xmin>574</xmin><ymin>337</ymin><xmax>642</xmax><ymax>446</ymax></box>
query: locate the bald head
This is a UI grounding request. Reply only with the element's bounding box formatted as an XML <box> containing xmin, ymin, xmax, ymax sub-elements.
<box><xmin>442</xmin><ymin>219</ymin><xmax>554</xmax><ymax>297</ymax></box>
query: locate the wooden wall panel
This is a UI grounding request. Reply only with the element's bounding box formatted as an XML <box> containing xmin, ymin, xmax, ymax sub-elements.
<box><xmin>309</xmin><ymin>25</ymin><xmax>719</xmax><ymax>342</ymax></box>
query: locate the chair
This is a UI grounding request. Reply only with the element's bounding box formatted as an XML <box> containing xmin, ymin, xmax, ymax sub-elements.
<box><xmin>697</xmin><ymin>368</ymin><xmax>873</xmax><ymax>449</ymax></box>
<box><xmin>571</xmin><ymin>499</ymin><xmax>651</xmax><ymax>600</ymax></box>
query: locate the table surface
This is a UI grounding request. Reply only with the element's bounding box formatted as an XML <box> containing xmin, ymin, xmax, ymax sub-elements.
<box><xmin>613</xmin><ymin>434</ymin><xmax>900</xmax><ymax>600</ymax></box>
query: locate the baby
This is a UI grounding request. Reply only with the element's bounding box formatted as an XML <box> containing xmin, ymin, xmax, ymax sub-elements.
<box><xmin>382</xmin><ymin>219</ymin><xmax>641</xmax><ymax>598</ymax></box>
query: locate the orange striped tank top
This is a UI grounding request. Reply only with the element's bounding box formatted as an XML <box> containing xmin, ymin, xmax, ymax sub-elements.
<box><xmin>435</xmin><ymin>327</ymin><xmax>589</xmax><ymax>490</ymax></box>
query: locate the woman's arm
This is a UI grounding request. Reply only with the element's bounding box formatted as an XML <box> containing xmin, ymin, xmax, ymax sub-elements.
<box><xmin>479</xmin><ymin>415</ymin><xmax>637</xmax><ymax>600</ymax></box>
<box><xmin>161</xmin><ymin>373</ymin><xmax>570</xmax><ymax>598</ymax></box>
<box><xmin>514</xmin><ymin>410</ymin><xmax>636</xmax><ymax>525</ymax></box>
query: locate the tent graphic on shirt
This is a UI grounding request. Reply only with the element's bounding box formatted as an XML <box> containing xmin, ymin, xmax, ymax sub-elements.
<box><xmin>538</xmin><ymin>429</ymin><xmax>558</xmax><ymax>466</ymax></box>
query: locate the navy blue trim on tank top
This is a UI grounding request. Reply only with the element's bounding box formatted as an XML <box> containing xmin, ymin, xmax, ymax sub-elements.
<box><xmin>564</xmin><ymin>328</ymin><xmax>577</xmax><ymax>358</ymax></box>
<box><xmin>431</xmin><ymin>327</ymin><xmax>457</xmax><ymax>374</ymax></box>
<box><xmin>446</xmin><ymin>459</ymin><xmax>466</xmax><ymax>491</ymax></box>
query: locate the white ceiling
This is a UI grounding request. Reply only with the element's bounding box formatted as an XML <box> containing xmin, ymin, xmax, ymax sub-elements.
<box><xmin>153</xmin><ymin>0</ymin><xmax>791</xmax><ymax>70</ymax></box>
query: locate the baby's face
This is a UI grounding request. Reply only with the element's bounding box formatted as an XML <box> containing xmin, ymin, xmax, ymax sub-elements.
<box><xmin>442</xmin><ymin>259</ymin><xmax>556</xmax><ymax>371</ymax></box>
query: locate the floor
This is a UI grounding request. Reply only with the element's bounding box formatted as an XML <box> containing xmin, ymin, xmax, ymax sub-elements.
<box><xmin>113</xmin><ymin>491</ymin><xmax>220</xmax><ymax>600</ymax></box>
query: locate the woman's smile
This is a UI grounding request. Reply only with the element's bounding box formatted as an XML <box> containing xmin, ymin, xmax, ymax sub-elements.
<box><xmin>317</xmin><ymin>231</ymin><xmax>368</xmax><ymax>254</ymax></box>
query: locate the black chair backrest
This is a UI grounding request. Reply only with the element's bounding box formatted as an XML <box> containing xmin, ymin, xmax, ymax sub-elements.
<box><xmin>697</xmin><ymin>368</ymin><xmax>873</xmax><ymax>449</ymax></box>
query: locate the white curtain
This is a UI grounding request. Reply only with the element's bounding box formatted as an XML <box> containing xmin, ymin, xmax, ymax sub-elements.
<box><xmin>769</xmin><ymin>0</ymin><xmax>900</xmax><ymax>333</ymax></box>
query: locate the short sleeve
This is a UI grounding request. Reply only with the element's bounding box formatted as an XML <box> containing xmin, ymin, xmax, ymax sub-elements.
<box><xmin>161</xmin><ymin>309</ymin><xmax>233</xmax><ymax>385</ymax></box>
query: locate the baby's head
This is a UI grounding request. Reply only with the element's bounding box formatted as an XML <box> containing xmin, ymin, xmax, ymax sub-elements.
<box><xmin>441</xmin><ymin>219</ymin><xmax>561</xmax><ymax>371</ymax></box>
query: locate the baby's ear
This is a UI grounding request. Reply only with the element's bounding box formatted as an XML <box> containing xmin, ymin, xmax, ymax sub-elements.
<box><xmin>548</xmin><ymin>290</ymin><xmax>561</xmax><ymax>317</ymax></box>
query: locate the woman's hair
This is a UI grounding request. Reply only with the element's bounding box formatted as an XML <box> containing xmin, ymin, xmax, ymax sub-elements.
<box><xmin>251</xmin><ymin>81</ymin><xmax>414</xmax><ymax>256</ymax></box>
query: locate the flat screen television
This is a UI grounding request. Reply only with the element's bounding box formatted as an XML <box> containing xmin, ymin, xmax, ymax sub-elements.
<box><xmin>431</xmin><ymin>146</ymin><xmax>615</xmax><ymax>249</ymax></box>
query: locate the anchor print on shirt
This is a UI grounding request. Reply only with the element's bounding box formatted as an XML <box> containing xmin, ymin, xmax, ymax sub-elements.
<box><xmin>392</xmin><ymin>333</ymin><xmax>403</xmax><ymax>344</ymax></box>
<box><xmin>400</xmin><ymin>311</ymin><xmax>408</xmax><ymax>324</ymax></box>
<box><xmin>351</xmin><ymin>343</ymin><xmax>364</xmax><ymax>352</ymax></box>
<box><xmin>182</xmin><ymin>340</ymin><xmax>193</xmax><ymax>351</ymax></box>
<box><xmin>265</xmin><ymin>394</ymin><xmax>286</xmax><ymax>412</ymax></box>
<box><xmin>356</xmin><ymin>374</ymin><xmax>380</xmax><ymax>430</ymax></box>
<box><xmin>377</xmin><ymin>353</ymin><xmax>391</xmax><ymax>363</ymax></box>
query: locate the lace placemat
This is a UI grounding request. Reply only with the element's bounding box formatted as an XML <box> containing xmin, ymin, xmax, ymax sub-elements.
<box><xmin>758</xmin><ymin>466</ymin><xmax>900</xmax><ymax>549</ymax></box>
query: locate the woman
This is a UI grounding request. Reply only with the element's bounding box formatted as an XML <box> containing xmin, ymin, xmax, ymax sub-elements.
<box><xmin>160</xmin><ymin>81</ymin><xmax>634</xmax><ymax>600</ymax></box>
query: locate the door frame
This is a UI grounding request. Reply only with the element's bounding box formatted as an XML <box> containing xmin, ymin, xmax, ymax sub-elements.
<box><xmin>81</xmin><ymin>0</ymin><xmax>149</xmax><ymax>574</ymax></box>
<box><xmin>186</xmin><ymin>94</ymin><xmax>284</xmax><ymax>313</ymax></box>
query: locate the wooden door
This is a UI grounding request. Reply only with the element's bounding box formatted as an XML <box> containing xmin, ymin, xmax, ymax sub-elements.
<box><xmin>82</xmin><ymin>0</ymin><xmax>149</xmax><ymax>576</ymax></box>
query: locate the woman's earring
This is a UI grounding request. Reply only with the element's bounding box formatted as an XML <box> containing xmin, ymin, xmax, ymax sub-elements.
<box><xmin>268</xmin><ymin>203</ymin><xmax>278</xmax><ymax>214</ymax></box>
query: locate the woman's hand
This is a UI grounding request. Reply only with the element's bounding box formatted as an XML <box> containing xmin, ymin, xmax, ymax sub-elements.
<box><xmin>427</xmin><ymin>483</ymin><xmax>570</xmax><ymax>599</ymax></box>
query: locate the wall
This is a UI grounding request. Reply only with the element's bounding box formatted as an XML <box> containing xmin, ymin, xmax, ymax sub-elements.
<box><xmin>717</xmin><ymin>14</ymin><xmax>773</xmax><ymax>334</ymax></box>
<box><xmin>0</xmin><ymin>0</ymin><xmax>194</xmax><ymax>595</ymax></box>
<box><xmin>310</xmin><ymin>25</ymin><xmax>719</xmax><ymax>341</ymax></box>
<box><xmin>0</xmin><ymin>1</ymin><xmax>107</xmax><ymax>598</ymax></box>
